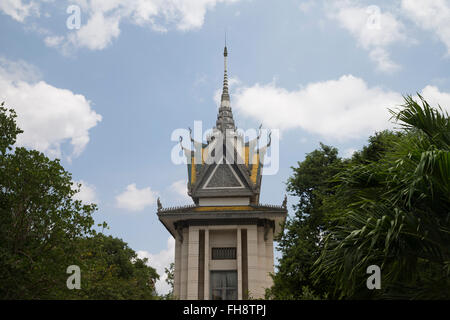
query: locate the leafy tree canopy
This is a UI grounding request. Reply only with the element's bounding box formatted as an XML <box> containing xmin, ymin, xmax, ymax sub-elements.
<box><xmin>0</xmin><ymin>103</ymin><xmax>159</xmax><ymax>299</ymax></box>
<box><xmin>271</xmin><ymin>95</ymin><xmax>450</xmax><ymax>299</ymax></box>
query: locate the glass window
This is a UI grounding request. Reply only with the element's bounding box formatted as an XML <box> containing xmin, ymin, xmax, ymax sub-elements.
<box><xmin>210</xmin><ymin>271</ymin><xmax>237</xmax><ymax>300</ymax></box>
<box><xmin>211</xmin><ymin>247</ymin><xmax>236</xmax><ymax>260</ymax></box>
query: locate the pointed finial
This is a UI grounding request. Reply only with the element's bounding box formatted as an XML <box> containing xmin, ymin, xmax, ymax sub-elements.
<box><xmin>222</xmin><ymin>39</ymin><xmax>229</xmax><ymax>97</ymax></box>
<box><xmin>157</xmin><ymin>197</ymin><xmax>162</xmax><ymax>211</ymax></box>
<box><xmin>216</xmin><ymin>37</ymin><xmax>235</xmax><ymax>132</ymax></box>
<box><xmin>224</xmin><ymin>30</ymin><xmax>227</xmax><ymax>55</ymax></box>
<box><xmin>282</xmin><ymin>195</ymin><xmax>287</xmax><ymax>209</ymax></box>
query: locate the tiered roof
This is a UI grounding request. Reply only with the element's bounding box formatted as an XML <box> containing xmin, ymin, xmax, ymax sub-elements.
<box><xmin>179</xmin><ymin>46</ymin><xmax>272</xmax><ymax>205</ymax></box>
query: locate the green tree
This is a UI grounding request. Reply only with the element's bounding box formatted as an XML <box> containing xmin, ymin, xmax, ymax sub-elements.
<box><xmin>314</xmin><ymin>95</ymin><xmax>450</xmax><ymax>299</ymax></box>
<box><xmin>64</xmin><ymin>234</ymin><xmax>159</xmax><ymax>300</ymax></box>
<box><xmin>267</xmin><ymin>143</ymin><xmax>344</xmax><ymax>299</ymax></box>
<box><xmin>0</xmin><ymin>102</ymin><xmax>23</xmax><ymax>155</ymax></box>
<box><xmin>0</xmin><ymin>145</ymin><xmax>97</xmax><ymax>298</ymax></box>
<box><xmin>162</xmin><ymin>262</ymin><xmax>175</xmax><ymax>299</ymax></box>
<box><xmin>269</xmin><ymin>125</ymin><xmax>417</xmax><ymax>299</ymax></box>
<box><xmin>0</xmin><ymin>103</ymin><xmax>159</xmax><ymax>299</ymax></box>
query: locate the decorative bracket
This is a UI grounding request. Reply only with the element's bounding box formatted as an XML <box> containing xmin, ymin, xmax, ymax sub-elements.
<box><xmin>157</xmin><ymin>197</ymin><xmax>162</xmax><ymax>212</ymax></box>
<box><xmin>282</xmin><ymin>195</ymin><xmax>287</xmax><ymax>209</ymax></box>
<box><xmin>174</xmin><ymin>222</ymin><xmax>184</xmax><ymax>243</ymax></box>
<box><xmin>264</xmin><ymin>220</ymin><xmax>270</xmax><ymax>241</ymax></box>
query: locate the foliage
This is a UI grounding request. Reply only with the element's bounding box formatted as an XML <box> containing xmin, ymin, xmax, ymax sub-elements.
<box><xmin>267</xmin><ymin>143</ymin><xmax>344</xmax><ymax>299</ymax></box>
<box><xmin>63</xmin><ymin>234</ymin><xmax>159</xmax><ymax>300</ymax></box>
<box><xmin>313</xmin><ymin>95</ymin><xmax>450</xmax><ymax>299</ymax></box>
<box><xmin>161</xmin><ymin>262</ymin><xmax>175</xmax><ymax>300</ymax></box>
<box><xmin>270</xmin><ymin>95</ymin><xmax>449</xmax><ymax>300</ymax></box>
<box><xmin>0</xmin><ymin>103</ymin><xmax>23</xmax><ymax>155</ymax></box>
<box><xmin>0</xmin><ymin>102</ymin><xmax>159</xmax><ymax>299</ymax></box>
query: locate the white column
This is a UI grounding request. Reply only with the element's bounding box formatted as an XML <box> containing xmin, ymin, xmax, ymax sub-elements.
<box><xmin>180</xmin><ymin>227</ymin><xmax>189</xmax><ymax>299</ymax></box>
<box><xmin>204</xmin><ymin>228</ymin><xmax>210</xmax><ymax>300</ymax></box>
<box><xmin>187</xmin><ymin>226</ymin><xmax>199</xmax><ymax>299</ymax></box>
<box><xmin>247</xmin><ymin>225</ymin><xmax>258</xmax><ymax>299</ymax></box>
<box><xmin>265</xmin><ymin>228</ymin><xmax>274</xmax><ymax>290</ymax></box>
<box><xmin>257</xmin><ymin>226</ymin><xmax>266</xmax><ymax>299</ymax></box>
<box><xmin>237</xmin><ymin>227</ymin><xmax>242</xmax><ymax>300</ymax></box>
<box><xmin>174</xmin><ymin>235</ymin><xmax>182</xmax><ymax>299</ymax></box>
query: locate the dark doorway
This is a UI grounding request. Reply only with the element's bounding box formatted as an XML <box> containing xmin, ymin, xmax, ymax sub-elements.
<box><xmin>210</xmin><ymin>271</ymin><xmax>237</xmax><ymax>300</ymax></box>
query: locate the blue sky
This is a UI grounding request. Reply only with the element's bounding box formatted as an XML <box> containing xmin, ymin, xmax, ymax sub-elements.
<box><xmin>1</xmin><ymin>0</ymin><xmax>450</xmax><ymax>294</ymax></box>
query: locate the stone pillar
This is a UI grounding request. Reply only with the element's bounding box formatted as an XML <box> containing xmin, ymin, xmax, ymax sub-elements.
<box><xmin>204</xmin><ymin>228</ymin><xmax>210</xmax><ymax>300</ymax></box>
<box><xmin>237</xmin><ymin>227</ymin><xmax>242</xmax><ymax>300</ymax></box>
<box><xmin>187</xmin><ymin>227</ymin><xmax>199</xmax><ymax>299</ymax></box>
<box><xmin>180</xmin><ymin>227</ymin><xmax>189</xmax><ymax>299</ymax></box>
<box><xmin>265</xmin><ymin>228</ymin><xmax>274</xmax><ymax>290</ymax></box>
<box><xmin>174</xmin><ymin>235</ymin><xmax>182</xmax><ymax>299</ymax></box>
<box><xmin>257</xmin><ymin>226</ymin><xmax>266</xmax><ymax>298</ymax></box>
<box><xmin>247</xmin><ymin>225</ymin><xmax>258</xmax><ymax>299</ymax></box>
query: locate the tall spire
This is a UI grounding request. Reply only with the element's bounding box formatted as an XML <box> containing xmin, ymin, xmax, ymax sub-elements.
<box><xmin>221</xmin><ymin>45</ymin><xmax>229</xmax><ymax>101</ymax></box>
<box><xmin>216</xmin><ymin>43</ymin><xmax>235</xmax><ymax>133</ymax></box>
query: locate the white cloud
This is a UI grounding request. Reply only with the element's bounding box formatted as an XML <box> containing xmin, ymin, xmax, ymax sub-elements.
<box><xmin>420</xmin><ymin>85</ymin><xmax>450</xmax><ymax>112</ymax></box>
<box><xmin>342</xmin><ymin>148</ymin><xmax>357</xmax><ymax>158</ymax></box>
<box><xmin>401</xmin><ymin>0</ymin><xmax>450</xmax><ymax>55</ymax></box>
<box><xmin>329</xmin><ymin>1</ymin><xmax>408</xmax><ymax>72</ymax></box>
<box><xmin>369</xmin><ymin>47</ymin><xmax>400</xmax><ymax>73</ymax></box>
<box><xmin>232</xmin><ymin>76</ymin><xmax>450</xmax><ymax>141</ymax></box>
<box><xmin>233</xmin><ymin>75</ymin><xmax>404</xmax><ymax>141</ymax></box>
<box><xmin>137</xmin><ymin>237</ymin><xmax>175</xmax><ymax>295</ymax></box>
<box><xmin>0</xmin><ymin>57</ymin><xmax>41</xmax><ymax>82</ymax></box>
<box><xmin>44</xmin><ymin>35</ymin><xmax>64</xmax><ymax>48</ymax></box>
<box><xmin>73</xmin><ymin>180</ymin><xmax>98</xmax><ymax>204</ymax></box>
<box><xmin>1</xmin><ymin>0</ymin><xmax>240</xmax><ymax>52</ymax></box>
<box><xmin>169</xmin><ymin>179</ymin><xmax>192</xmax><ymax>204</ymax></box>
<box><xmin>115</xmin><ymin>183</ymin><xmax>158</xmax><ymax>211</ymax></box>
<box><xmin>0</xmin><ymin>57</ymin><xmax>102</xmax><ymax>159</ymax></box>
<box><xmin>54</xmin><ymin>0</ymin><xmax>240</xmax><ymax>51</ymax></box>
<box><xmin>0</xmin><ymin>0</ymin><xmax>39</xmax><ymax>22</ymax></box>
<box><xmin>168</xmin><ymin>0</ymin><xmax>239</xmax><ymax>31</ymax></box>
<box><xmin>68</xmin><ymin>11</ymin><xmax>121</xmax><ymax>51</ymax></box>
<box><xmin>170</xmin><ymin>179</ymin><xmax>187</xmax><ymax>197</ymax></box>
